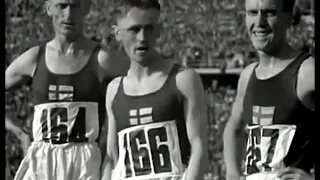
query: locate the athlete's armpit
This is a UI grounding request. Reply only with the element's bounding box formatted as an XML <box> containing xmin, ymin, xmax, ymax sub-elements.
<box><xmin>5</xmin><ymin>46</ymin><xmax>40</xmax><ymax>91</ymax></box>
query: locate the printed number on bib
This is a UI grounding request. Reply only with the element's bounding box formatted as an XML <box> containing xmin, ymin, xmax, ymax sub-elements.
<box><xmin>40</xmin><ymin>107</ymin><xmax>88</xmax><ymax>143</ymax></box>
<box><xmin>124</xmin><ymin>126</ymin><xmax>172</xmax><ymax>177</ymax></box>
<box><xmin>245</xmin><ymin>127</ymin><xmax>279</xmax><ymax>174</ymax></box>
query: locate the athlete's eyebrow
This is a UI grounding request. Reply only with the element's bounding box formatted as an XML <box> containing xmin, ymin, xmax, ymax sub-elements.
<box><xmin>124</xmin><ymin>24</ymin><xmax>155</xmax><ymax>31</ymax></box>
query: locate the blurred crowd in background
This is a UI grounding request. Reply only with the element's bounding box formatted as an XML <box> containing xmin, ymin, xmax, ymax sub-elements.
<box><xmin>5</xmin><ymin>0</ymin><xmax>314</xmax><ymax>179</ymax></box>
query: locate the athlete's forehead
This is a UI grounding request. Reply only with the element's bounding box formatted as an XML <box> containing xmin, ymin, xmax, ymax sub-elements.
<box><xmin>245</xmin><ymin>0</ymin><xmax>282</xmax><ymax>10</ymax></box>
<box><xmin>117</xmin><ymin>7</ymin><xmax>160</xmax><ymax>29</ymax></box>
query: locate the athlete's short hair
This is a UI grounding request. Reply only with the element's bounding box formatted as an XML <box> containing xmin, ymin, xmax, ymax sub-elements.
<box><xmin>113</xmin><ymin>0</ymin><xmax>160</xmax><ymax>22</ymax></box>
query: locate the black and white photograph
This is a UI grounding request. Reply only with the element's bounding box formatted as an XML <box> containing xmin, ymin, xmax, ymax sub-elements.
<box><xmin>5</xmin><ymin>0</ymin><xmax>315</xmax><ymax>180</ymax></box>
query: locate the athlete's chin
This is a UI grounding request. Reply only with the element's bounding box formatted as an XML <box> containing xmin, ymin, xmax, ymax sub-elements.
<box><xmin>133</xmin><ymin>55</ymin><xmax>152</xmax><ymax>64</ymax></box>
<box><xmin>252</xmin><ymin>41</ymin><xmax>272</xmax><ymax>52</ymax></box>
<box><xmin>60</xmin><ymin>28</ymin><xmax>77</xmax><ymax>37</ymax></box>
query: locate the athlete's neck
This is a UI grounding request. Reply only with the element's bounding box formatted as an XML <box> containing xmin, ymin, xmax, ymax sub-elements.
<box><xmin>127</xmin><ymin>53</ymin><xmax>167</xmax><ymax>81</ymax></box>
<box><xmin>257</xmin><ymin>43</ymin><xmax>298</xmax><ymax>68</ymax></box>
<box><xmin>53</xmin><ymin>34</ymin><xmax>86</xmax><ymax>55</ymax></box>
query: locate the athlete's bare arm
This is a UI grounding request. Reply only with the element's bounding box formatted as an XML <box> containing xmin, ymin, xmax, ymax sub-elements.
<box><xmin>5</xmin><ymin>116</ymin><xmax>31</xmax><ymax>156</ymax></box>
<box><xmin>297</xmin><ymin>56</ymin><xmax>315</xmax><ymax>111</ymax></box>
<box><xmin>98</xmin><ymin>45</ymin><xmax>129</xmax><ymax>78</ymax></box>
<box><xmin>277</xmin><ymin>57</ymin><xmax>315</xmax><ymax>180</ymax></box>
<box><xmin>176</xmin><ymin>69</ymin><xmax>209</xmax><ymax>180</ymax></box>
<box><xmin>223</xmin><ymin>63</ymin><xmax>257</xmax><ymax>180</ymax></box>
<box><xmin>101</xmin><ymin>77</ymin><xmax>122</xmax><ymax>180</ymax></box>
<box><xmin>5</xmin><ymin>46</ymin><xmax>40</xmax><ymax>91</ymax></box>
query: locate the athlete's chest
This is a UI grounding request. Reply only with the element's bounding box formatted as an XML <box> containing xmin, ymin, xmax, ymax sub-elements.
<box><xmin>255</xmin><ymin>61</ymin><xmax>293</xmax><ymax>80</ymax></box>
<box><xmin>45</xmin><ymin>48</ymin><xmax>93</xmax><ymax>74</ymax></box>
<box><xmin>113</xmin><ymin>84</ymin><xmax>183</xmax><ymax>132</ymax></box>
<box><xmin>33</xmin><ymin>56</ymin><xmax>102</xmax><ymax>104</ymax></box>
<box><xmin>123</xmin><ymin>74</ymin><xmax>168</xmax><ymax>96</ymax></box>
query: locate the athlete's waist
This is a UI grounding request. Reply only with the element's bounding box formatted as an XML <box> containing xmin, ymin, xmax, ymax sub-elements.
<box><xmin>42</xmin><ymin>138</ymin><xmax>90</xmax><ymax>144</ymax></box>
<box><xmin>33</xmin><ymin>101</ymin><xmax>99</xmax><ymax>107</ymax></box>
<box><xmin>30</xmin><ymin>140</ymin><xmax>99</xmax><ymax>149</ymax></box>
<box><xmin>244</xmin><ymin>171</ymin><xmax>280</xmax><ymax>180</ymax></box>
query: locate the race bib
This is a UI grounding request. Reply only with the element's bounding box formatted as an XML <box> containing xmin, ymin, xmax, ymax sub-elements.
<box><xmin>32</xmin><ymin>102</ymin><xmax>99</xmax><ymax>143</ymax></box>
<box><xmin>244</xmin><ymin>125</ymin><xmax>296</xmax><ymax>175</ymax></box>
<box><xmin>245</xmin><ymin>172</ymin><xmax>280</xmax><ymax>180</ymax></box>
<box><xmin>113</xmin><ymin>121</ymin><xmax>185</xmax><ymax>180</ymax></box>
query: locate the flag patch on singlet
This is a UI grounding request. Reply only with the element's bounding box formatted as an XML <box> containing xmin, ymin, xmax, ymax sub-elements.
<box><xmin>48</xmin><ymin>85</ymin><xmax>74</xmax><ymax>101</ymax></box>
<box><xmin>252</xmin><ymin>106</ymin><xmax>275</xmax><ymax>125</ymax></box>
<box><xmin>129</xmin><ymin>107</ymin><xmax>153</xmax><ymax>125</ymax></box>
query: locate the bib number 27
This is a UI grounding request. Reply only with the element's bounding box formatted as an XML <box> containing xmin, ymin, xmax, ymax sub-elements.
<box><xmin>245</xmin><ymin>127</ymin><xmax>279</xmax><ymax>174</ymax></box>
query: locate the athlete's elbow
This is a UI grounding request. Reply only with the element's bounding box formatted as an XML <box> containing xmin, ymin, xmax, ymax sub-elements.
<box><xmin>223</xmin><ymin>123</ymin><xmax>235</xmax><ymax>140</ymax></box>
<box><xmin>5</xmin><ymin>81</ymin><xmax>17</xmax><ymax>92</ymax></box>
<box><xmin>191</xmin><ymin>140</ymin><xmax>209</xmax><ymax>167</ymax></box>
<box><xmin>223</xmin><ymin>121</ymin><xmax>244</xmax><ymax>139</ymax></box>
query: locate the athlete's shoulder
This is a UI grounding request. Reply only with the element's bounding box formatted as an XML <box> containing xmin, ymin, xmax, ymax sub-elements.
<box><xmin>97</xmin><ymin>43</ymin><xmax>129</xmax><ymax>77</ymax></box>
<box><xmin>297</xmin><ymin>55</ymin><xmax>314</xmax><ymax>92</ymax></box>
<box><xmin>175</xmin><ymin>64</ymin><xmax>204</xmax><ymax>96</ymax></box>
<box><xmin>236</xmin><ymin>62</ymin><xmax>258</xmax><ymax>96</ymax></box>
<box><xmin>240</xmin><ymin>62</ymin><xmax>258</xmax><ymax>79</ymax></box>
<box><xmin>106</xmin><ymin>77</ymin><xmax>123</xmax><ymax>99</ymax></box>
<box><xmin>299</xmin><ymin>55</ymin><xmax>314</xmax><ymax>75</ymax></box>
<box><xmin>108</xmin><ymin>77</ymin><xmax>122</xmax><ymax>89</ymax></box>
<box><xmin>239</xmin><ymin>62</ymin><xmax>258</xmax><ymax>84</ymax></box>
<box><xmin>175</xmin><ymin>63</ymin><xmax>200</xmax><ymax>82</ymax></box>
<box><xmin>19</xmin><ymin>45</ymin><xmax>42</xmax><ymax>62</ymax></box>
<box><xmin>7</xmin><ymin>45</ymin><xmax>42</xmax><ymax>74</ymax></box>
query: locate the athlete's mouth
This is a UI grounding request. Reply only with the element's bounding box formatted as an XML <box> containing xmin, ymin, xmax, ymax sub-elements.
<box><xmin>62</xmin><ymin>22</ymin><xmax>75</xmax><ymax>27</ymax></box>
<box><xmin>252</xmin><ymin>30</ymin><xmax>271</xmax><ymax>37</ymax></box>
<box><xmin>136</xmin><ymin>46</ymin><xmax>149</xmax><ymax>52</ymax></box>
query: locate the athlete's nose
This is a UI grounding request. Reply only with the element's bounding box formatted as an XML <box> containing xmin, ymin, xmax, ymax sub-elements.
<box><xmin>136</xmin><ymin>29</ymin><xmax>146</xmax><ymax>41</ymax></box>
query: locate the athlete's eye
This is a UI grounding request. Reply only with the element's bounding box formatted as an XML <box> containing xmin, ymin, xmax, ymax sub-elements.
<box><xmin>246</xmin><ymin>10</ymin><xmax>258</xmax><ymax>16</ymax></box>
<box><xmin>264</xmin><ymin>10</ymin><xmax>277</xmax><ymax>17</ymax></box>
<box><xmin>57</xmin><ymin>3</ymin><xmax>68</xmax><ymax>10</ymax></box>
<box><xmin>128</xmin><ymin>26</ymin><xmax>142</xmax><ymax>34</ymax></box>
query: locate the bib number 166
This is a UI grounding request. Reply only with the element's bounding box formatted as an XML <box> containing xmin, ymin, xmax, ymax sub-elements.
<box><xmin>123</xmin><ymin>127</ymin><xmax>173</xmax><ymax>177</ymax></box>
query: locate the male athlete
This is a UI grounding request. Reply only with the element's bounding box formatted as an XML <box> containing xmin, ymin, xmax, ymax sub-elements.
<box><xmin>101</xmin><ymin>0</ymin><xmax>209</xmax><ymax>180</ymax></box>
<box><xmin>5</xmin><ymin>0</ymin><xmax>129</xmax><ymax>179</ymax></box>
<box><xmin>223</xmin><ymin>0</ymin><xmax>315</xmax><ymax>180</ymax></box>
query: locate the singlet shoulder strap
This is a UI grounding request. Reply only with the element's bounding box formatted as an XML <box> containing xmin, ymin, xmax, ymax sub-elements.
<box><xmin>31</xmin><ymin>43</ymin><xmax>46</xmax><ymax>78</ymax></box>
<box><xmin>293</xmin><ymin>51</ymin><xmax>312</xmax><ymax>73</ymax></box>
<box><xmin>117</xmin><ymin>76</ymin><xmax>125</xmax><ymax>94</ymax></box>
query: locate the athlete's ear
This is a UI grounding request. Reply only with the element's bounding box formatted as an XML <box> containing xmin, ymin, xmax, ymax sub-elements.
<box><xmin>45</xmin><ymin>0</ymin><xmax>52</xmax><ymax>17</ymax></box>
<box><xmin>113</xmin><ymin>25</ymin><xmax>121</xmax><ymax>42</ymax></box>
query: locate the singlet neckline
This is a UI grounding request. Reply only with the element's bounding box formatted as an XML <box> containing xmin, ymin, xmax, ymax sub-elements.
<box><xmin>44</xmin><ymin>43</ymin><xmax>100</xmax><ymax>77</ymax></box>
<box><xmin>120</xmin><ymin>63</ymin><xmax>178</xmax><ymax>98</ymax></box>
<box><xmin>253</xmin><ymin>52</ymin><xmax>305</xmax><ymax>81</ymax></box>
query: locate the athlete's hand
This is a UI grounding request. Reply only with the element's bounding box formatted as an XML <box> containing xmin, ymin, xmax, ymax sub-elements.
<box><xmin>277</xmin><ymin>167</ymin><xmax>314</xmax><ymax>180</ymax></box>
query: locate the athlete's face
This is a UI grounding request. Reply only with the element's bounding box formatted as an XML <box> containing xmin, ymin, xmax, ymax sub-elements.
<box><xmin>245</xmin><ymin>0</ymin><xmax>291</xmax><ymax>53</ymax></box>
<box><xmin>115</xmin><ymin>7</ymin><xmax>160</xmax><ymax>63</ymax></box>
<box><xmin>46</xmin><ymin>0</ymin><xmax>89</xmax><ymax>38</ymax></box>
